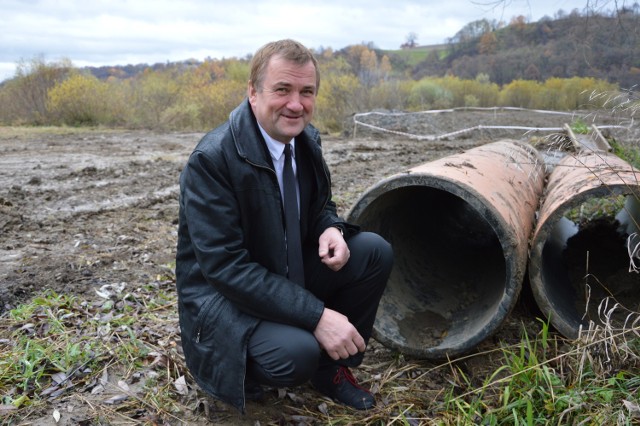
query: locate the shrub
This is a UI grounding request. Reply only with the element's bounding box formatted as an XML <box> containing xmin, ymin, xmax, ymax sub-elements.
<box><xmin>47</xmin><ymin>73</ymin><xmax>122</xmax><ymax>126</ymax></box>
<box><xmin>407</xmin><ymin>78</ymin><xmax>454</xmax><ymax>110</ymax></box>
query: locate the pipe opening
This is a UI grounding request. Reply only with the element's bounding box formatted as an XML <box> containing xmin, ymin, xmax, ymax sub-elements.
<box><xmin>355</xmin><ymin>184</ymin><xmax>506</xmax><ymax>357</ymax></box>
<box><xmin>540</xmin><ymin>194</ymin><xmax>640</xmax><ymax>332</ymax></box>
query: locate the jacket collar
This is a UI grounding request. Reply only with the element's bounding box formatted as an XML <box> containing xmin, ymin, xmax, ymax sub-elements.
<box><xmin>229</xmin><ymin>99</ymin><xmax>321</xmax><ymax>168</ymax></box>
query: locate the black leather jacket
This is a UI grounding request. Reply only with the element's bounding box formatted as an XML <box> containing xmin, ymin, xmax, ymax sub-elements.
<box><xmin>175</xmin><ymin>99</ymin><xmax>351</xmax><ymax>411</ymax></box>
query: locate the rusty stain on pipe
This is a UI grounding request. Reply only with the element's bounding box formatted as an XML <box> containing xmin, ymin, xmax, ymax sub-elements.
<box><xmin>347</xmin><ymin>140</ymin><xmax>545</xmax><ymax>359</ymax></box>
<box><xmin>529</xmin><ymin>151</ymin><xmax>640</xmax><ymax>339</ymax></box>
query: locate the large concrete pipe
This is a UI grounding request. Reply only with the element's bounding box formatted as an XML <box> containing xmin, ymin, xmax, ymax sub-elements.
<box><xmin>347</xmin><ymin>140</ymin><xmax>545</xmax><ymax>359</ymax></box>
<box><xmin>529</xmin><ymin>151</ymin><xmax>640</xmax><ymax>339</ymax></box>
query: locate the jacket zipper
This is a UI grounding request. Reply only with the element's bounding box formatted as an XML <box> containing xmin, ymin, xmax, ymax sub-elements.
<box><xmin>193</xmin><ymin>296</ymin><xmax>216</xmax><ymax>345</ymax></box>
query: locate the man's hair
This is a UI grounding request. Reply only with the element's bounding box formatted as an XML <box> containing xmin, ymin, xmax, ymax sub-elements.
<box><xmin>249</xmin><ymin>39</ymin><xmax>320</xmax><ymax>93</ymax></box>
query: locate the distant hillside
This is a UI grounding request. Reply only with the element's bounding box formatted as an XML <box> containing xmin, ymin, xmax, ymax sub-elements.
<box><xmin>381</xmin><ymin>44</ymin><xmax>448</xmax><ymax>67</ymax></box>
<box><xmin>382</xmin><ymin>8</ymin><xmax>639</xmax><ymax>88</ymax></box>
<box><xmin>81</xmin><ymin>8</ymin><xmax>639</xmax><ymax>88</ymax></box>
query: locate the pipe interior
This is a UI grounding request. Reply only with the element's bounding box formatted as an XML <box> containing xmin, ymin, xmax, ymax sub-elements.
<box><xmin>540</xmin><ymin>194</ymin><xmax>640</xmax><ymax>331</ymax></box>
<box><xmin>356</xmin><ymin>185</ymin><xmax>506</xmax><ymax>354</ymax></box>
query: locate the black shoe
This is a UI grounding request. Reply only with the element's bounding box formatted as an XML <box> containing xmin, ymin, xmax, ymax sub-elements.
<box><xmin>311</xmin><ymin>365</ymin><xmax>375</xmax><ymax>410</ymax></box>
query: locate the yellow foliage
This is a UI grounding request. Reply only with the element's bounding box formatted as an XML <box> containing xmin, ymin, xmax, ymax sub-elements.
<box><xmin>315</xmin><ymin>73</ymin><xmax>361</xmax><ymax>133</ymax></box>
<box><xmin>47</xmin><ymin>73</ymin><xmax>119</xmax><ymax>125</ymax></box>
<box><xmin>1</xmin><ymin>56</ymin><xmax>73</xmax><ymax>125</ymax></box>
<box><xmin>193</xmin><ymin>79</ymin><xmax>246</xmax><ymax>128</ymax></box>
<box><xmin>129</xmin><ymin>70</ymin><xmax>181</xmax><ymax>128</ymax></box>
<box><xmin>499</xmin><ymin>77</ymin><xmax>619</xmax><ymax>110</ymax></box>
<box><xmin>369</xmin><ymin>80</ymin><xmax>412</xmax><ymax>110</ymax></box>
<box><xmin>1</xmin><ymin>53</ymin><xmax>624</xmax><ymax>131</ymax></box>
<box><xmin>380</xmin><ymin>55</ymin><xmax>392</xmax><ymax>79</ymax></box>
<box><xmin>165</xmin><ymin>78</ymin><xmax>246</xmax><ymax>130</ymax></box>
<box><xmin>499</xmin><ymin>79</ymin><xmax>543</xmax><ymax>108</ymax></box>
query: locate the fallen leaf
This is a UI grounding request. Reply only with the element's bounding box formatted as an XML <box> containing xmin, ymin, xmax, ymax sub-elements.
<box><xmin>147</xmin><ymin>352</ymin><xmax>167</xmax><ymax>368</ymax></box>
<box><xmin>623</xmin><ymin>399</ymin><xmax>640</xmax><ymax>417</ymax></box>
<box><xmin>95</xmin><ymin>289</ymin><xmax>111</xmax><ymax>299</ymax></box>
<box><xmin>91</xmin><ymin>384</ymin><xmax>104</xmax><ymax>395</ymax></box>
<box><xmin>40</xmin><ymin>386</ymin><xmax>60</xmax><ymax>397</ymax></box>
<box><xmin>117</xmin><ymin>380</ymin><xmax>130</xmax><ymax>391</ymax></box>
<box><xmin>289</xmin><ymin>415</ymin><xmax>316</xmax><ymax>423</ymax></box>
<box><xmin>100</xmin><ymin>369</ymin><xmax>109</xmax><ymax>386</ymax></box>
<box><xmin>287</xmin><ymin>392</ymin><xmax>304</xmax><ymax>403</ymax></box>
<box><xmin>95</xmin><ymin>282</ymin><xmax>126</xmax><ymax>299</ymax></box>
<box><xmin>49</xmin><ymin>388</ymin><xmax>67</xmax><ymax>398</ymax></box>
<box><xmin>104</xmin><ymin>394</ymin><xmax>128</xmax><ymax>405</ymax></box>
<box><xmin>18</xmin><ymin>323</ymin><xmax>35</xmax><ymax>333</ymax></box>
<box><xmin>174</xmin><ymin>376</ymin><xmax>188</xmax><ymax>395</ymax></box>
<box><xmin>53</xmin><ymin>408</ymin><xmax>61</xmax><ymax>422</ymax></box>
<box><xmin>51</xmin><ymin>372</ymin><xmax>67</xmax><ymax>385</ymax></box>
<box><xmin>318</xmin><ymin>402</ymin><xmax>330</xmax><ymax>415</ymax></box>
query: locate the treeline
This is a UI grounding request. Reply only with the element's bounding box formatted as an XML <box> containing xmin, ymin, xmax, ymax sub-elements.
<box><xmin>0</xmin><ymin>53</ymin><xmax>620</xmax><ymax>134</ymax></box>
<box><xmin>408</xmin><ymin>6</ymin><xmax>640</xmax><ymax>88</ymax></box>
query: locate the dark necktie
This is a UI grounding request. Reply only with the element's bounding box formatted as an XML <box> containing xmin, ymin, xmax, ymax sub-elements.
<box><xmin>283</xmin><ymin>144</ymin><xmax>305</xmax><ymax>286</ymax></box>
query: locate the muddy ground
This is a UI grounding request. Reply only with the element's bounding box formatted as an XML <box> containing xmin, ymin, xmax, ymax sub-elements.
<box><xmin>1</xmin><ymin>108</ymin><xmax>638</xmax><ymax>424</ymax></box>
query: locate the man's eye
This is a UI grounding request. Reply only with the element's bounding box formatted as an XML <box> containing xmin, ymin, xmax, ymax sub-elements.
<box><xmin>275</xmin><ymin>87</ymin><xmax>288</xmax><ymax>93</ymax></box>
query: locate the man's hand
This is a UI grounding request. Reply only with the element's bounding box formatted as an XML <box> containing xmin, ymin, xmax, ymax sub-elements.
<box><xmin>313</xmin><ymin>308</ymin><xmax>366</xmax><ymax>360</ymax></box>
<box><xmin>318</xmin><ymin>226</ymin><xmax>349</xmax><ymax>271</ymax></box>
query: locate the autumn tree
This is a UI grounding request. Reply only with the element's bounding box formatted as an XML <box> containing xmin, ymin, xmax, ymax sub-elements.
<box><xmin>129</xmin><ymin>68</ymin><xmax>181</xmax><ymax>128</ymax></box>
<box><xmin>407</xmin><ymin>78</ymin><xmax>453</xmax><ymax>110</ymax></box>
<box><xmin>161</xmin><ymin>59</ymin><xmax>248</xmax><ymax>130</ymax></box>
<box><xmin>359</xmin><ymin>48</ymin><xmax>378</xmax><ymax>87</ymax></box>
<box><xmin>0</xmin><ymin>56</ymin><xmax>73</xmax><ymax>125</ymax></box>
<box><xmin>524</xmin><ymin>63</ymin><xmax>542</xmax><ymax>81</ymax></box>
<box><xmin>499</xmin><ymin>79</ymin><xmax>542</xmax><ymax>108</ymax></box>
<box><xmin>184</xmin><ymin>78</ymin><xmax>246</xmax><ymax>129</ymax></box>
<box><xmin>478</xmin><ymin>32</ymin><xmax>498</xmax><ymax>54</ymax></box>
<box><xmin>471</xmin><ymin>73</ymin><xmax>500</xmax><ymax>106</ymax></box>
<box><xmin>451</xmin><ymin>19</ymin><xmax>494</xmax><ymax>43</ymax></box>
<box><xmin>368</xmin><ymin>80</ymin><xmax>413</xmax><ymax>110</ymax></box>
<box><xmin>403</xmin><ymin>32</ymin><xmax>419</xmax><ymax>48</ymax></box>
<box><xmin>315</xmin><ymin>55</ymin><xmax>362</xmax><ymax>132</ymax></box>
<box><xmin>47</xmin><ymin>73</ymin><xmax>123</xmax><ymax>125</ymax></box>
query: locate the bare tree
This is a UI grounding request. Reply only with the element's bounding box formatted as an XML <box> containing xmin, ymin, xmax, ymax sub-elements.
<box><xmin>403</xmin><ymin>32</ymin><xmax>419</xmax><ymax>48</ymax></box>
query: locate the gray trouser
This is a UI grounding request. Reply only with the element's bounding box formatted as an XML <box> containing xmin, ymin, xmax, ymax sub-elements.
<box><xmin>246</xmin><ymin>231</ymin><xmax>393</xmax><ymax>387</ymax></box>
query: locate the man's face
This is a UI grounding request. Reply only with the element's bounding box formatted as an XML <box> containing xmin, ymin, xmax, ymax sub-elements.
<box><xmin>249</xmin><ymin>55</ymin><xmax>317</xmax><ymax>144</ymax></box>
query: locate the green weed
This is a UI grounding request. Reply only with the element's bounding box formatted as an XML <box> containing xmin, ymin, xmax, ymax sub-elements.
<box><xmin>0</xmin><ymin>285</ymin><xmax>184</xmax><ymax>423</ymax></box>
<box><xmin>440</xmin><ymin>318</ymin><xmax>640</xmax><ymax>425</ymax></box>
<box><xmin>570</xmin><ymin>118</ymin><xmax>590</xmax><ymax>134</ymax></box>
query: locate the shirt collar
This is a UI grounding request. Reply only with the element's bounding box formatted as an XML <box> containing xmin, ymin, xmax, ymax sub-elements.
<box><xmin>258</xmin><ymin>124</ymin><xmax>295</xmax><ymax>162</ymax></box>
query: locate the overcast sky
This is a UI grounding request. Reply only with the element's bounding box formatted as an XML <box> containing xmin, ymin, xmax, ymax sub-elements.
<box><xmin>0</xmin><ymin>0</ymin><xmax>617</xmax><ymax>82</ymax></box>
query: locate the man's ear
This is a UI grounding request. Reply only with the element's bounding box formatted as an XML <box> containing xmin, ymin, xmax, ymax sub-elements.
<box><xmin>248</xmin><ymin>81</ymin><xmax>256</xmax><ymax>104</ymax></box>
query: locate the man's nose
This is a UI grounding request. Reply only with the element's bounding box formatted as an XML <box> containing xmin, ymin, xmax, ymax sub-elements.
<box><xmin>286</xmin><ymin>93</ymin><xmax>304</xmax><ymax>111</ymax></box>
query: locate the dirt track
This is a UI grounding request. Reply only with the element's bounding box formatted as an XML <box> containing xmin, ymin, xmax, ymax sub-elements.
<box><xmin>0</xmin><ymin>125</ymin><xmax>484</xmax><ymax>313</ymax></box>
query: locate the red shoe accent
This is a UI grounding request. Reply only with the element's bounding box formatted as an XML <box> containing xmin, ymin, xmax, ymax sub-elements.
<box><xmin>333</xmin><ymin>366</ymin><xmax>370</xmax><ymax>393</ymax></box>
